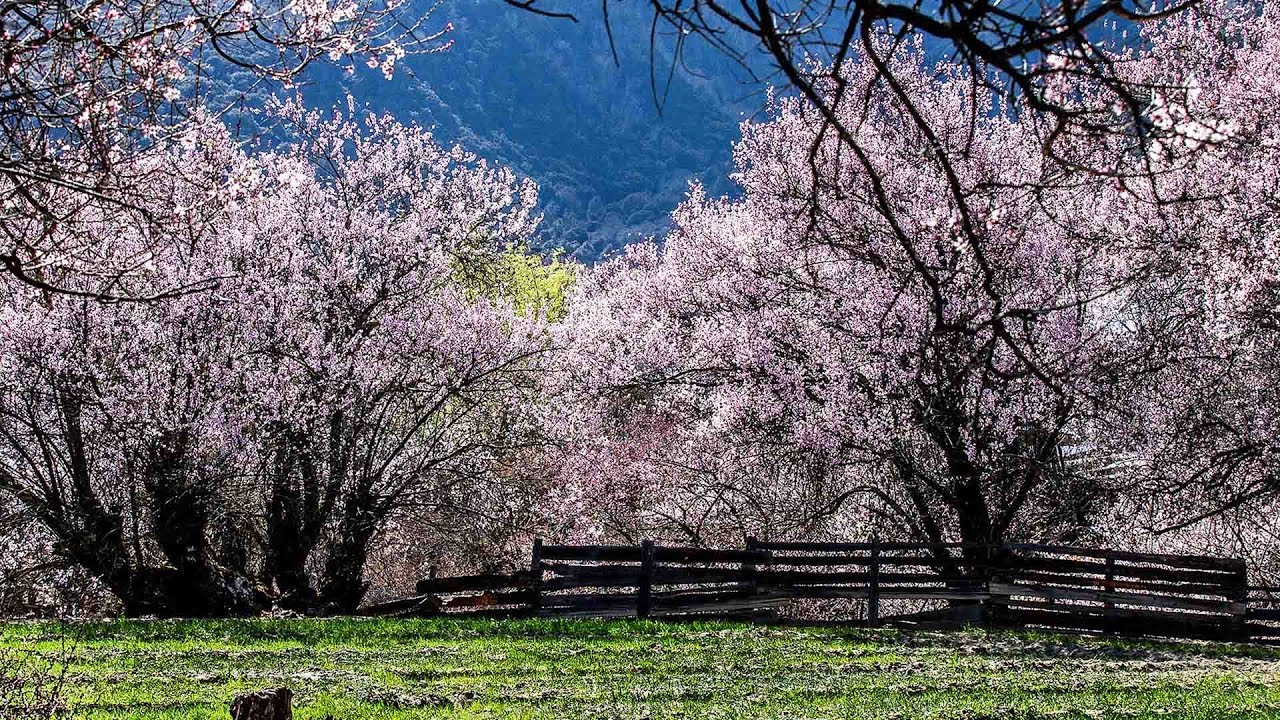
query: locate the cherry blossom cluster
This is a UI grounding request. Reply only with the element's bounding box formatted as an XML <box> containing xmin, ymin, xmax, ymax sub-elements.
<box><xmin>0</xmin><ymin>0</ymin><xmax>452</xmax><ymax>297</ymax></box>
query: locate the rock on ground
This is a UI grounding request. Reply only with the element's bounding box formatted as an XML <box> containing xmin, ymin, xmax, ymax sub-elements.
<box><xmin>230</xmin><ymin>687</ymin><xmax>292</xmax><ymax>720</ymax></box>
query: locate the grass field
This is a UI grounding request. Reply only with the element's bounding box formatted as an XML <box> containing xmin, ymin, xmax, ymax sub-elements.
<box><xmin>3</xmin><ymin>617</ymin><xmax>1280</xmax><ymax>719</ymax></box>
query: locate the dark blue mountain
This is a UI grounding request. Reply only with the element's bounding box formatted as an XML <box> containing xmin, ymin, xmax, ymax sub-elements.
<box><xmin>287</xmin><ymin>0</ymin><xmax>765</xmax><ymax>260</ymax></box>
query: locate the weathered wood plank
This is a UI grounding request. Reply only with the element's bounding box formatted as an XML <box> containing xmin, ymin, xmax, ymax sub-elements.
<box><xmin>1005</xmin><ymin>544</ymin><xmax>1245</xmax><ymax>572</ymax></box>
<box><xmin>876</xmin><ymin>555</ymin><xmax>990</xmax><ymax>567</ymax></box>
<box><xmin>785</xmin><ymin>586</ymin><xmax>871</xmax><ymax>600</ymax></box>
<box><xmin>540</xmin><ymin>545</ymin><xmax>643</xmax><ymax>562</ymax></box>
<box><xmin>544</xmin><ymin>564</ymin><xmax>753</xmax><ymax>587</ymax></box>
<box><xmin>542</xmin><ymin>564</ymin><xmax>641</xmax><ymax>588</ymax></box>
<box><xmin>1002</xmin><ymin>570</ymin><xmax>1231</xmax><ymax>597</ymax></box>
<box><xmin>546</xmin><ymin>566</ymin><xmax>978</xmax><ymax>590</ymax></box>
<box><xmin>754</xmin><ymin>541</ymin><xmax>972</xmax><ymax>552</ymax></box>
<box><xmin>652</xmin><ymin>566</ymin><xmax>748</xmax><ymax>585</ymax></box>
<box><xmin>757</xmin><ymin>569</ymin><xmax>979</xmax><ymax>586</ymax></box>
<box><xmin>775</xmin><ymin>585</ymin><xmax>987</xmax><ymax>601</ymax></box>
<box><xmin>541</xmin><ymin>593</ymin><xmax>639</xmax><ymax>611</ymax></box>
<box><xmin>757</xmin><ymin>570</ymin><xmax>871</xmax><ymax>585</ymax></box>
<box><xmin>653</xmin><ymin>588</ymin><xmax>789</xmax><ymax>606</ymax></box>
<box><xmin>442</xmin><ymin>589</ymin><xmax>537</xmax><ymax>609</ymax></box>
<box><xmin>652</xmin><ymin>595</ymin><xmax>792</xmax><ymax>616</ymax></box>
<box><xmin>415</xmin><ymin>572</ymin><xmax>530</xmax><ymax>595</ymax></box>
<box><xmin>362</xmin><ymin>594</ymin><xmax>440</xmax><ymax>616</ymax></box>
<box><xmin>656</xmin><ymin>608</ymin><xmax>781</xmax><ymax>623</ymax></box>
<box><xmin>541</xmin><ymin>575</ymin><xmax>638</xmax><ymax>592</ymax></box>
<box><xmin>763</xmin><ymin>554</ymin><xmax>874</xmax><ymax>566</ymax></box>
<box><xmin>989</xmin><ymin>582</ymin><xmax>1245</xmax><ymax>614</ymax></box>
<box><xmin>995</xmin><ymin>597</ymin><xmax>1238</xmax><ymax>624</ymax></box>
<box><xmin>539</xmin><ymin>605</ymin><xmax>638</xmax><ymax>619</ymax></box>
<box><xmin>652</xmin><ymin>546</ymin><xmax>770</xmax><ymax>564</ymax></box>
<box><xmin>1002</xmin><ymin>607</ymin><xmax>1234</xmax><ymax>640</ymax></box>
<box><xmin>1005</xmin><ymin>605</ymin><xmax>1236</xmax><ymax>631</ymax></box>
<box><xmin>880</xmin><ymin>573</ymin><xmax>990</xmax><ymax>587</ymax></box>
<box><xmin>879</xmin><ymin>589</ymin><xmax>990</xmax><ymax>601</ymax></box>
<box><xmin>542</xmin><ymin>562</ymin><xmax>634</xmax><ymax>574</ymax></box>
<box><xmin>441</xmin><ymin>606</ymin><xmax>534</xmax><ymax>619</ymax></box>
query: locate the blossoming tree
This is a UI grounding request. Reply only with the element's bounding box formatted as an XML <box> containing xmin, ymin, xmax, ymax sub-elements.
<box><xmin>548</xmin><ymin>37</ymin><xmax>1194</xmax><ymax>568</ymax></box>
<box><xmin>0</xmin><ymin>105</ymin><xmax>555</xmax><ymax>615</ymax></box>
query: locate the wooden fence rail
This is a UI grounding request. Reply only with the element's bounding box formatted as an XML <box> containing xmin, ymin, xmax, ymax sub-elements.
<box><xmin>365</xmin><ymin>538</ymin><xmax>1263</xmax><ymax>642</ymax></box>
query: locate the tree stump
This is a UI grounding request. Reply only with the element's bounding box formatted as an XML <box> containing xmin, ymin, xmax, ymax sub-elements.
<box><xmin>229</xmin><ymin>687</ymin><xmax>292</xmax><ymax>720</ymax></box>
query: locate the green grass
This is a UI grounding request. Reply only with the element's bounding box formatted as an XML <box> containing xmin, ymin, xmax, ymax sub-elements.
<box><xmin>3</xmin><ymin>617</ymin><xmax>1280</xmax><ymax>718</ymax></box>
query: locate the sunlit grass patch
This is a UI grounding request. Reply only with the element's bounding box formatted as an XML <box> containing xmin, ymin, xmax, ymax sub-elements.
<box><xmin>2</xmin><ymin>618</ymin><xmax>1279</xmax><ymax>718</ymax></box>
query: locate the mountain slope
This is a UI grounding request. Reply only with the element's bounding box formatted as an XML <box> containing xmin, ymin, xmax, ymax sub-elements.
<box><xmin>291</xmin><ymin>0</ymin><xmax>762</xmax><ymax>259</ymax></box>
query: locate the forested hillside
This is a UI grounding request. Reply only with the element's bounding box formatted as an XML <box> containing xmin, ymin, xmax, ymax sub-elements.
<box><xmin>274</xmin><ymin>0</ymin><xmax>758</xmax><ymax>258</ymax></box>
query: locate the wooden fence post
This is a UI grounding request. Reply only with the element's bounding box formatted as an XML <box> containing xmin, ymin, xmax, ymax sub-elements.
<box><xmin>744</xmin><ymin>536</ymin><xmax>759</xmax><ymax>597</ymax></box>
<box><xmin>638</xmin><ymin>540</ymin><xmax>654</xmax><ymax>619</ymax></box>
<box><xmin>530</xmin><ymin>538</ymin><xmax>543</xmax><ymax>616</ymax></box>
<box><xmin>1103</xmin><ymin>552</ymin><xmax>1116</xmax><ymax>635</ymax></box>
<box><xmin>1229</xmin><ymin>557</ymin><xmax>1248</xmax><ymax>641</ymax></box>
<box><xmin>868</xmin><ymin>534</ymin><xmax>881</xmax><ymax>628</ymax></box>
<box><xmin>984</xmin><ymin>543</ymin><xmax>1003</xmax><ymax>626</ymax></box>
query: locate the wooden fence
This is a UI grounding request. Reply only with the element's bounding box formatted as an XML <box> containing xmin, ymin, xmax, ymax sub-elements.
<box><xmin>366</xmin><ymin>538</ymin><xmax>1259</xmax><ymax>641</ymax></box>
<box><xmin>1247</xmin><ymin>586</ymin><xmax>1280</xmax><ymax>641</ymax></box>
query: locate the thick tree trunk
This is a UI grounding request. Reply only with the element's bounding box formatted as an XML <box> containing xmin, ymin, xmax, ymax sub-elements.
<box><xmin>316</xmin><ymin>487</ymin><xmax>382</xmax><ymax>613</ymax></box>
<box><xmin>53</xmin><ymin>395</ymin><xmax>266</xmax><ymax>617</ymax></box>
<box><xmin>265</xmin><ymin>425</ymin><xmax>321</xmax><ymax>610</ymax></box>
<box><xmin>140</xmin><ymin>430</ymin><xmax>266</xmax><ymax>617</ymax></box>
